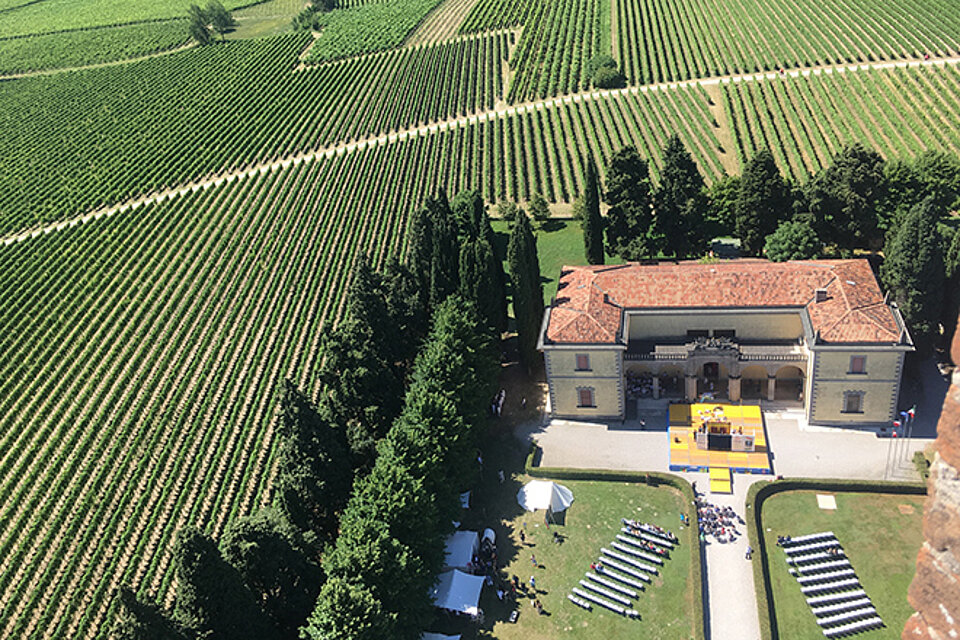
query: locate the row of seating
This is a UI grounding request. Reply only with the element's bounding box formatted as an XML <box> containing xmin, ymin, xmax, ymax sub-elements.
<box><xmin>619</xmin><ymin>526</ymin><xmax>675</xmax><ymax>550</ymax></box>
<box><xmin>782</xmin><ymin>531</ymin><xmax>884</xmax><ymax>637</ymax></box>
<box><xmin>614</xmin><ymin>535</ymin><xmax>666</xmax><ymax>564</ymax></box>
<box><xmin>568</xmin><ymin>520</ymin><xmax>678</xmax><ymax>620</ymax></box>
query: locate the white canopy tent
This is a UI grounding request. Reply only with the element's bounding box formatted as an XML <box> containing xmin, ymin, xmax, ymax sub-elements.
<box><xmin>430</xmin><ymin>569</ymin><xmax>484</xmax><ymax>615</ymax></box>
<box><xmin>517</xmin><ymin>480</ymin><xmax>575</xmax><ymax>513</ymax></box>
<box><xmin>443</xmin><ymin>531</ymin><xmax>479</xmax><ymax>570</ymax></box>
<box><xmin>421</xmin><ymin>634</ymin><xmax>461</xmax><ymax>640</ymax></box>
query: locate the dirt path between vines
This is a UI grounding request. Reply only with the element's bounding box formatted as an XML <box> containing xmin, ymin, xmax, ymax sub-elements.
<box><xmin>4</xmin><ymin>54</ymin><xmax>960</xmax><ymax>246</ymax></box>
<box><xmin>405</xmin><ymin>0</ymin><xmax>480</xmax><ymax>46</ymax></box>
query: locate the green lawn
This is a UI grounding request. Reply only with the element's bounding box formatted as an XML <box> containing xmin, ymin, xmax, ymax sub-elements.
<box><xmin>428</xmin><ymin>435</ymin><xmax>699</xmax><ymax>639</ymax></box>
<box><xmin>760</xmin><ymin>490</ymin><xmax>924</xmax><ymax>639</ymax></box>
<box><xmin>492</xmin><ymin>218</ymin><xmax>623</xmax><ymax>304</ymax></box>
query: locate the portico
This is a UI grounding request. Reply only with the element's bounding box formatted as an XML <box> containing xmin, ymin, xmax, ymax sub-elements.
<box><xmin>539</xmin><ymin>259</ymin><xmax>914</xmax><ymax>427</ymax></box>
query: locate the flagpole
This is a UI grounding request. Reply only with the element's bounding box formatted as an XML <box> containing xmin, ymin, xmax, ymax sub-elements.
<box><xmin>883</xmin><ymin>425</ymin><xmax>895</xmax><ymax>481</ymax></box>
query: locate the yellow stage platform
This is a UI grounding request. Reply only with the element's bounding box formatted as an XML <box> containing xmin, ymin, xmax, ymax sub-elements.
<box><xmin>667</xmin><ymin>403</ymin><xmax>772</xmax><ymax>475</ymax></box>
<box><xmin>709</xmin><ymin>467</ymin><xmax>732</xmax><ymax>493</ymax></box>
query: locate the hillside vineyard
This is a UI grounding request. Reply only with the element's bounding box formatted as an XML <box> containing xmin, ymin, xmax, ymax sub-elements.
<box><xmin>1</xmin><ymin>0</ymin><xmax>960</xmax><ymax>637</ymax></box>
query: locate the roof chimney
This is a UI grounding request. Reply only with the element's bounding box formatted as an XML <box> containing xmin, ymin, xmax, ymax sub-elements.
<box><xmin>815</xmin><ymin>288</ymin><xmax>828</xmax><ymax>303</ymax></box>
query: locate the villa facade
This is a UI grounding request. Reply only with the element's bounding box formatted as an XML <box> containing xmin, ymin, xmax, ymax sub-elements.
<box><xmin>537</xmin><ymin>259</ymin><xmax>914</xmax><ymax>427</ymax></box>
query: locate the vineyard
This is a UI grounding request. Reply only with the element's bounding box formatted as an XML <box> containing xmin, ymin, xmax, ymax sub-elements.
<box><xmin>613</xmin><ymin>0</ymin><xmax>960</xmax><ymax>85</ymax></box>
<box><xmin>4</xmin><ymin>0</ymin><xmax>960</xmax><ymax>637</ymax></box>
<box><xmin>723</xmin><ymin>62</ymin><xmax>960</xmax><ymax>180</ymax></box>
<box><xmin>0</xmin><ymin>31</ymin><xmax>511</xmax><ymax>234</ymax></box>
<box><xmin>0</xmin><ymin>22</ymin><xmax>189</xmax><ymax>76</ymax></box>
<box><xmin>305</xmin><ymin>0</ymin><xmax>443</xmax><ymax>61</ymax></box>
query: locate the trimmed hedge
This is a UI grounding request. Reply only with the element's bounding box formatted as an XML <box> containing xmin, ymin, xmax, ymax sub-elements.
<box><xmin>524</xmin><ymin>443</ymin><xmax>706</xmax><ymax>640</ymax></box>
<box><xmin>745</xmin><ymin>478</ymin><xmax>927</xmax><ymax>640</ymax></box>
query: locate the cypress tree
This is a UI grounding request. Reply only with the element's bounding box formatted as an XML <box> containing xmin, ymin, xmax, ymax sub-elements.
<box><xmin>604</xmin><ymin>146</ymin><xmax>653</xmax><ymax>260</ymax></box>
<box><xmin>881</xmin><ymin>197</ymin><xmax>945</xmax><ymax>353</ymax></box>
<box><xmin>582</xmin><ymin>156</ymin><xmax>605</xmax><ymax>264</ymax></box>
<box><xmin>450</xmin><ymin>189</ymin><xmax>486</xmax><ymax>240</ymax></box>
<box><xmin>274</xmin><ymin>380</ymin><xmax>352</xmax><ymax>543</ymax></box>
<box><xmin>220</xmin><ymin>508</ymin><xmax>321</xmax><ymax>640</ymax></box>
<box><xmin>508</xmin><ymin>210</ymin><xmax>545</xmax><ymax>372</ymax></box>
<box><xmin>171</xmin><ymin>528</ymin><xmax>279</xmax><ymax>640</ymax></box>
<box><xmin>405</xmin><ymin>203</ymin><xmax>434</xmax><ymax>304</ymax></box>
<box><xmin>735</xmin><ymin>150</ymin><xmax>791</xmax><ymax>256</ymax></box>
<box><xmin>654</xmin><ymin>135</ymin><xmax>708</xmax><ymax>258</ymax></box>
<box><xmin>380</xmin><ymin>258</ymin><xmax>429</xmax><ymax>370</ymax></box>
<box><xmin>425</xmin><ymin>193</ymin><xmax>460</xmax><ymax>308</ymax></box>
<box><xmin>113</xmin><ymin>587</ymin><xmax>186</xmax><ymax>640</ymax></box>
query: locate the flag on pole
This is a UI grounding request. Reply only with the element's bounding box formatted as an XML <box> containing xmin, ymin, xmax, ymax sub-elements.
<box><xmin>908</xmin><ymin>406</ymin><xmax>916</xmax><ymax>419</ymax></box>
<box><xmin>893</xmin><ymin>420</ymin><xmax>901</xmax><ymax>428</ymax></box>
<box><xmin>900</xmin><ymin>411</ymin><xmax>908</xmax><ymax>419</ymax></box>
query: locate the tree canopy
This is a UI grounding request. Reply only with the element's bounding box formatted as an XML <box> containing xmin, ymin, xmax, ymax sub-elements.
<box><xmin>604</xmin><ymin>145</ymin><xmax>654</xmax><ymax>260</ymax></box>
<box><xmin>508</xmin><ymin>209</ymin><xmax>545</xmax><ymax>372</ymax></box>
<box><xmin>735</xmin><ymin>149</ymin><xmax>791</xmax><ymax>256</ymax></box>
<box><xmin>113</xmin><ymin>587</ymin><xmax>186</xmax><ymax>640</ymax></box>
<box><xmin>881</xmin><ymin>197</ymin><xmax>945</xmax><ymax>352</ymax></box>
<box><xmin>763</xmin><ymin>218</ymin><xmax>821</xmax><ymax>262</ymax></box>
<box><xmin>582</xmin><ymin>156</ymin><xmax>604</xmax><ymax>264</ymax></box>
<box><xmin>654</xmin><ymin>135</ymin><xmax>708</xmax><ymax>258</ymax></box>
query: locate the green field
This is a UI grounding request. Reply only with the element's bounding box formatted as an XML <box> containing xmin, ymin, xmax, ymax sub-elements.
<box><xmin>759</xmin><ymin>491</ymin><xmax>925</xmax><ymax>639</ymax></box>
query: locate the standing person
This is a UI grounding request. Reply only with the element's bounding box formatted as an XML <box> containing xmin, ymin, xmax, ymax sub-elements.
<box><xmin>745</xmin><ymin>545</ymin><xmax>753</xmax><ymax>560</ymax></box>
<box><xmin>530</xmin><ymin>553</ymin><xmax>537</xmax><ymax>567</ymax></box>
<box><xmin>529</xmin><ymin>575</ymin><xmax>536</xmax><ymax>590</ymax></box>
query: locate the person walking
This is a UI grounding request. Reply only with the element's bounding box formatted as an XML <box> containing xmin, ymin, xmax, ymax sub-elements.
<box><xmin>745</xmin><ymin>545</ymin><xmax>753</xmax><ymax>560</ymax></box>
<box><xmin>529</xmin><ymin>575</ymin><xmax>536</xmax><ymax>590</ymax></box>
<box><xmin>530</xmin><ymin>553</ymin><xmax>537</xmax><ymax>567</ymax></box>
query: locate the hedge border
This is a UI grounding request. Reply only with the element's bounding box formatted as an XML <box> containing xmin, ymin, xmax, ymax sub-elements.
<box><xmin>745</xmin><ymin>478</ymin><xmax>927</xmax><ymax>640</ymax></box>
<box><xmin>524</xmin><ymin>443</ymin><xmax>706</xmax><ymax>640</ymax></box>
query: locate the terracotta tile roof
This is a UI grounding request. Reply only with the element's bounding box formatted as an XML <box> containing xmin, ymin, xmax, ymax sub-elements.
<box><xmin>544</xmin><ymin>259</ymin><xmax>903</xmax><ymax>345</ymax></box>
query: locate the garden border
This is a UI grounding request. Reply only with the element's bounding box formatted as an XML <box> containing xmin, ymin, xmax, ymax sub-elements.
<box><xmin>525</xmin><ymin>442</ymin><xmax>706</xmax><ymax>640</ymax></box>
<box><xmin>744</xmin><ymin>478</ymin><xmax>927</xmax><ymax>640</ymax></box>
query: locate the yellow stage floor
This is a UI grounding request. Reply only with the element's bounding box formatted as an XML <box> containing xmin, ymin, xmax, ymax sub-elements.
<box><xmin>667</xmin><ymin>403</ymin><xmax>772</xmax><ymax>475</ymax></box>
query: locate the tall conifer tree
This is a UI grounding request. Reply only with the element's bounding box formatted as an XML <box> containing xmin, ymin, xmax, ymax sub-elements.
<box><xmin>508</xmin><ymin>210</ymin><xmax>544</xmax><ymax>371</ymax></box>
<box><xmin>735</xmin><ymin>150</ymin><xmax>791</xmax><ymax>256</ymax></box>
<box><xmin>605</xmin><ymin>146</ymin><xmax>653</xmax><ymax>260</ymax></box>
<box><xmin>582</xmin><ymin>156</ymin><xmax>605</xmax><ymax>264</ymax></box>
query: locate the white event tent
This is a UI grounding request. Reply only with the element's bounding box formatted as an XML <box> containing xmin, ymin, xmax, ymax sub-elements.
<box><xmin>443</xmin><ymin>531</ymin><xmax>479</xmax><ymax>570</ymax></box>
<box><xmin>430</xmin><ymin>569</ymin><xmax>484</xmax><ymax>615</ymax></box>
<box><xmin>516</xmin><ymin>480</ymin><xmax>575</xmax><ymax>513</ymax></box>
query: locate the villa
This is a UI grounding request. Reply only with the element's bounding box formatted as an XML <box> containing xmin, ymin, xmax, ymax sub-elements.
<box><xmin>537</xmin><ymin>259</ymin><xmax>914</xmax><ymax>427</ymax></box>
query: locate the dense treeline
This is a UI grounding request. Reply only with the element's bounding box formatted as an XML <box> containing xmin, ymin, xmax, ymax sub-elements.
<box><xmin>596</xmin><ymin>138</ymin><xmax>960</xmax><ymax>353</ymax></box>
<box><xmin>112</xmin><ymin>190</ymin><xmax>509</xmax><ymax>639</ymax></box>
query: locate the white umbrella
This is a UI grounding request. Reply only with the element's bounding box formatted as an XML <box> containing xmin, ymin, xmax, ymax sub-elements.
<box><xmin>516</xmin><ymin>480</ymin><xmax>574</xmax><ymax>513</ymax></box>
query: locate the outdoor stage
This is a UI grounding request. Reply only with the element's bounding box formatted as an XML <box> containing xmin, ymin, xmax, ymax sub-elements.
<box><xmin>667</xmin><ymin>403</ymin><xmax>773</xmax><ymax>476</ymax></box>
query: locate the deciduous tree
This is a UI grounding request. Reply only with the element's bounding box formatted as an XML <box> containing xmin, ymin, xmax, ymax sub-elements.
<box><xmin>301</xmin><ymin>578</ymin><xmax>391</xmax><ymax>640</ymax></box>
<box><xmin>763</xmin><ymin>219</ymin><xmax>821</xmax><ymax>262</ymax></box>
<box><xmin>528</xmin><ymin>192</ymin><xmax>550</xmax><ymax>228</ymax></box>
<box><xmin>112</xmin><ymin>586</ymin><xmax>186</xmax><ymax>640</ymax></box>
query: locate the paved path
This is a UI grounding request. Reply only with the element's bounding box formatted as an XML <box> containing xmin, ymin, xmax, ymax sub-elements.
<box><xmin>5</xmin><ymin>54</ymin><xmax>960</xmax><ymax>246</ymax></box>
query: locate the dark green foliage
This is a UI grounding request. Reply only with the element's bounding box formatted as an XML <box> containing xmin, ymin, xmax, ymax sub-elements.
<box><xmin>881</xmin><ymin>198</ymin><xmax>945</xmax><ymax>353</ymax></box>
<box><xmin>735</xmin><ymin>150</ymin><xmax>792</xmax><ymax>256</ymax></box>
<box><xmin>943</xmin><ymin>228</ymin><xmax>960</xmax><ymax>348</ymax></box>
<box><xmin>572</xmin><ymin>195</ymin><xmax>585</xmax><ymax>222</ymax></box>
<box><xmin>913</xmin><ymin>150</ymin><xmax>960</xmax><ymax>213</ymax></box>
<box><xmin>219</xmin><ymin>508</ymin><xmax>321</xmax><ymax>639</ymax></box>
<box><xmin>205</xmin><ymin>0</ymin><xmax>235</xmax><ymax>39</ymax></box>
<box><xmin>380</xmin><ymin>258</ymin><xmax>429</xmax><ymax>368</ymax></box>
<box><xmin>301</xmin><ymin>578</ymin><xmax>391</xmax><ymax>640</ymax></box>
<box><xmin>604</xmin><ymin>146</ymin><xmax>654</xmax><ymax>260</ymax></box>
<box><xmin>497</xmin><ymin>200</ymin><xmax>519</xmax><ymax>223</ymax></box>
<box><xmin>529</xmin><ymin>192</ymin><xmax>550</xmax><ymax>227</ymax></box>
<box><xmin>763</xmin><ymin>219</ymin><xmax>821</xmax><ymax>262</ymax></box>
<box><xmin>171</xmin><ymin>528</ymin><xmax>278</xmax><ymax>640</ymax></box>
<box><xmin>407</xmin><ymin>193</ymin><xmax>460</xmax><ymax>309</ymax></box>
<box><xmin>274</xmin><ymin>381</ymin><xmax>352</xmax><ymax>544</ymax></box>
<box><xmin>588</xmin><ymin>54</ymin><xmax>625</xmax><ymax>88</ymax></box>
<box><xmin>582</xmin><ymin>156</ymin><xmax>605</xmax><ymax>265</ymax></box>
<box><xmin>112</xmin><ymin>586</ymin><xmax>186</xmax><ymax>640</ymax></box>
<box><xmin>453</xmin><ymin>191</ymin><xmax>507</xmax><ymax>332</ymax></box>
<box><xmin>459</xmin><ymin>237</ymin><xmax>506</xmax><ymax>333</ymax></box>
<box><xmin>706</xmin><ymin>174</ymin><xmax>741</xmax><ymax>237</ymax></box>
<box><xmin>317</xmin><ymin>259</ymin><xmax>404</xmax><ymax>464</ymax></box>
<box><xmin>188</xmin><ymin>13</ymin><xmax>212</xmax><ymax>45</ymax></box>
<box><xmin>508</xmin><ymin>210</ymin><xmax>545</xmax><ymax>371</ymax></box>
<box><xmin>654</xmin><ymin>135</ymin><xmax>708</xmax><ymax>258</ymax></box>
<box><xmin>306</xmin><ymin>298</ymin><xmax>497</xmax><ymax>640</ymax></box>
<box><xmin>806</xmin><ymin>143</ymin><xmax>886</xmax><ymax>252</ymax></box>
